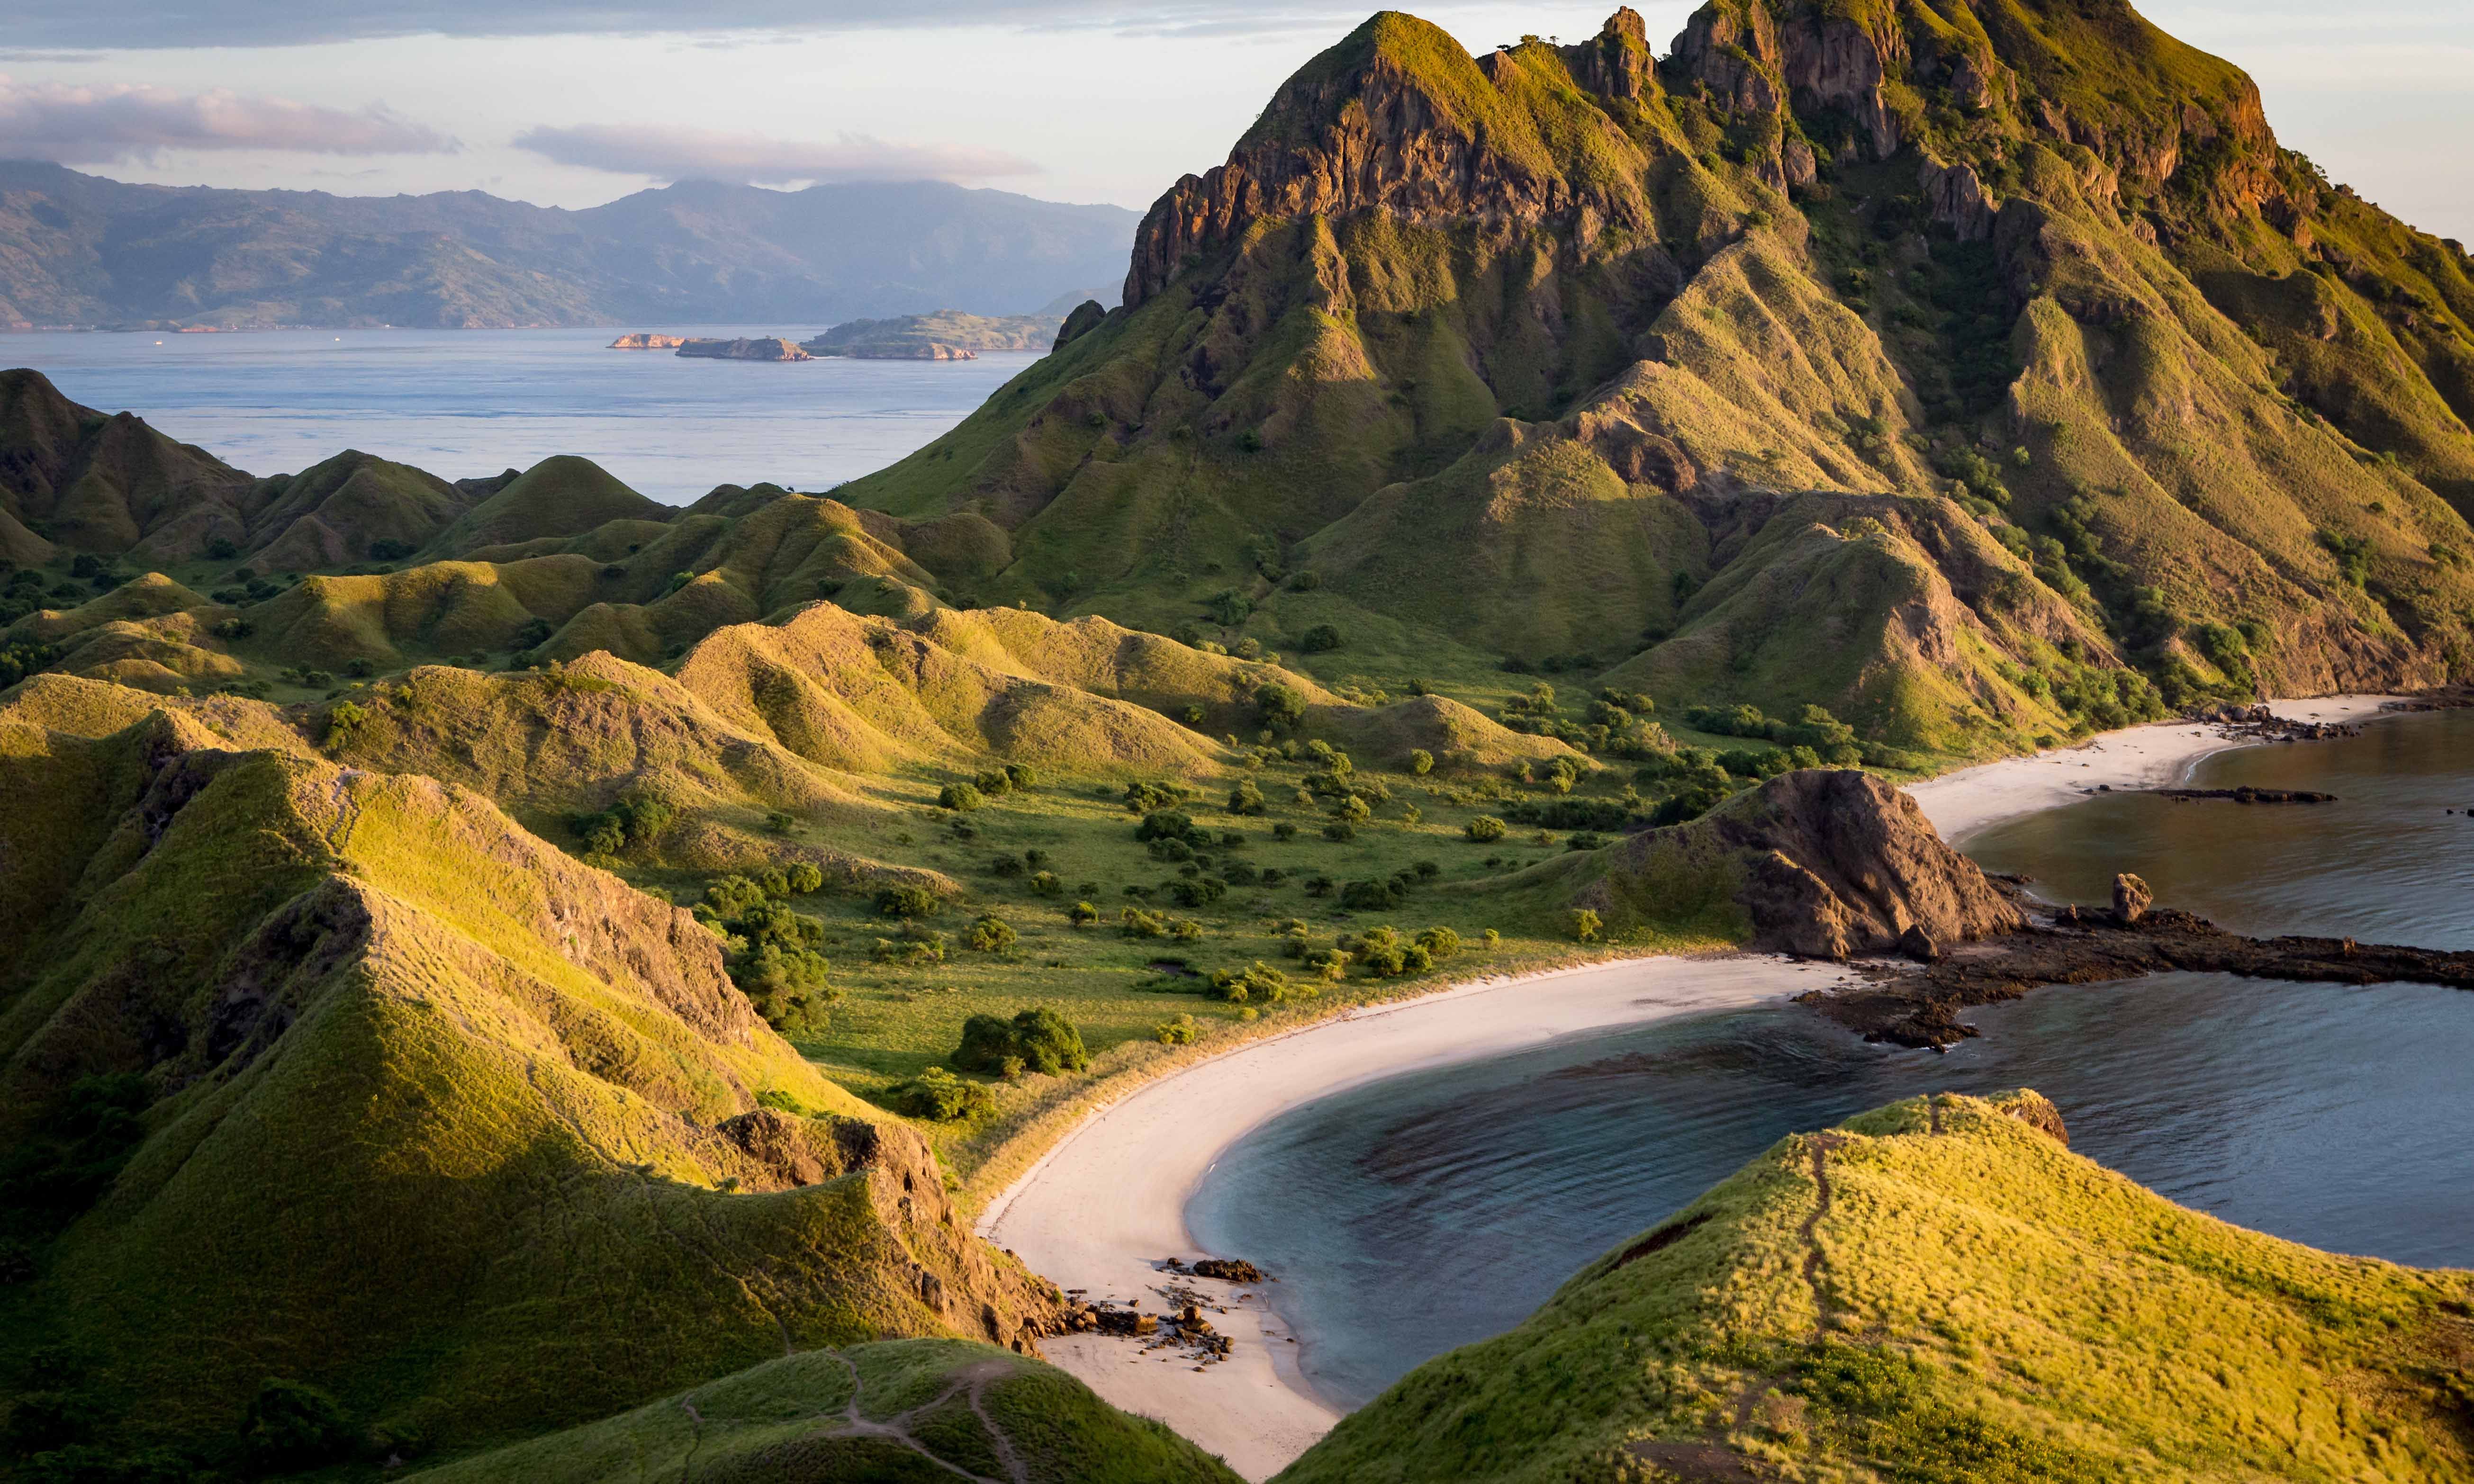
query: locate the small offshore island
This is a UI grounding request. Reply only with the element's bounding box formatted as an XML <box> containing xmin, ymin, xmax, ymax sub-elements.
<box><xmin>6</xmin><ymin>0</ymin><xmax>2474</xmax><ymax>1480</ymax></box>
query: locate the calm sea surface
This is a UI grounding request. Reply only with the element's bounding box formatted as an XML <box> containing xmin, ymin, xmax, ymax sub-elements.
<box><xmin>1189</xmin><ymin>709</ymin><xmax>2474</xmax><ymax>1410</ymax></box>
<box><xmin>2</xmin><ymin>326</ymin><xmax>1034</xmax><ymax>504</ymax></box>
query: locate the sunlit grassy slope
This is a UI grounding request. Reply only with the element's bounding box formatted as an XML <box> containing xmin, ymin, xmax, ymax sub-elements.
<box><xmin>1281</xmin><ymin>1090</ymin><xmax>2474</xmax><ymax>1484</ymax></box>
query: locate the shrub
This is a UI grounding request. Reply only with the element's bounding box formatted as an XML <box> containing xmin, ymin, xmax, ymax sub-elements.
<box><xmin>1137</xmin><ymin>809</ymin><xmax>1201</xmax><ymax>844</ymax></box>
<box><xmin>1566</xmin><ymin>831</ymin><xmax>1607</xmax><ymax>851</ymax></box>
<box><xmin>954</xmin><ymin>1007</ymin><xmax>1088</xmax><ymax>1076</ymax></box>
<box><xmin>938</xmin><ymin>782</ymin><xmax>985</xmax><ymax>811</ymax></box>
<box><xmin>973</xmin><ymin>768</ymin><xmax>1015</xmax><ymax>797</ymax></box>
<box><xmin>243</xmin><ymin>1379</ymin><xmax>354</xmax><ymax>1471</ymax></box>
<box><xmin>1301</xmin><ymin>947</ymin><xmax>1350</xmax><ymax>981</ymax></box>
<box><xmin>571</xmin><ymin>791</ymin><xmax>674</xmax><ymax>857</ymax></box>
<box><xmin>1221</xmin><ymin>858</ymin><xmax>1261</xmax><ymax>887</ymax></box>
<box><xmin>1155</xmin><ymin>1015</ymin><xmax>1200</xmax><ymax>1045</ymax></box>
<box><xmin>1568</xmin><ymin>908</ymin><xmax>1604</xmax><ymax>943</ymax></box>
<box><xmin>1120</xmin><ymin>907</ymin><xmax>1168</xmax><ymax>938</ymax></box>
<box><xmin>966</xmin><ymin>915</ymin><xmax>1018</xmax><ymax>952</ymax></box>
<box><xmin>1005</xmin><ymin>763</ymin><xmax>1040</xmax><ymax>789</ymax></box>
<box><xmin>1029</xmin><ymin>869</ymin><xmax>1063</xmax><ymax>897</ymax></box>
<box><xmin>786</xmin><ymin>863</ymin><xmax>824</xmax><ymax>894</ymax></box>
<box><xmin>1465</xmin><ymin>815</ymin><xmax>1508</xmax><ymax>843</ymax></box>
<box><xmin>889</xmin><ymin>1067</ymin><xmax>995</xmax><ymax>1121</ymax></box>
<box><xmin>873</xmin><ymin>884</ymin><xmax>940</xmax><ymax>919</ymax></box>
<box><xmin>1069</xmin><ymin>900</ymin><xmax>1100</xmax><ymax>927</ymax></box>
<box><xmin>1340</xmin><ymin>878</ymin><xmax>1402</xmax><ymax>912</ymax></box>
<box><xmin>1297</xmin><ymin>623</ymin><xmax>1343</xmax><ymax>653</ymax></box>
<box><xmin>1330</xmin><ymin>794</ymin><xmax>1372</xmax><ymax>825</ymax></box>
<box><xmin>1273</xmin><ymin>821</ymin><xmax>1299</xmax><ymax>841</ymax></box>
<box><xmin>1124</xmin><ymin>780</ymin><xmax>1184</xmax><ymax>812</ymax></box>
<box><xmin>1407</xmin><ymin>748</ymin><xmax>1434</xmax><ymax>775</ymax></box>
<box><xmin>1166</xmin><ymin>876</ymin><xmax>1227</xmax><ymax>908</ymax></box>
<box><xmin>1321</xmin><ymin>820</ymin><xmax>1357</xmax><ymax>842</ymax></box>
<box><xmin>1255</xmin><ymin>683</ymin><xmax>1307</xmax><ymax>731</ymax></box>
<box><xmin>1169</xmin><ymin>917</ymin><xmax>1204</xmax><ymax>942</ymax></box>
<box><xmin>1415</xmin><ymin>926</ymin><xmax>1463</xmax><ymax>960</ymax></box>
<box><xmin>322</xmin><ymin>701</ymin><xmax>370</xmax><ymax>750</ymax></box>
<box><xmin>1228</xmin><ymin>779</ymin><xmax>1267</xmax><ymax>815</ymax></box>
<box><xmin>1482</xmin><ymin>928</ymin><xmax>1502</xmax><ymax>949</ymax></box>
<box><xmin>1210</xmin><ymin>961</ymin><xmax>1292</xmax><ymax>1004</ymax></box>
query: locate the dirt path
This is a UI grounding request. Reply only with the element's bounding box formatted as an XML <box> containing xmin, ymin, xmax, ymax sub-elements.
<box><xmin>799</xmin><ymin>1349</ymin><xmax>1022</xmax><ymax>1484</ymax></box>
<box><xmin>1798</xmin><ymin>1133</ymin><xmax>1846</xmax><ymax>1339</ymax></box>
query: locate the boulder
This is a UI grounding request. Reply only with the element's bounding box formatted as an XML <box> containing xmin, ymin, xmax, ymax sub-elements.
<box><xmin>1897</xmin><ymin>923</ymin><xmax>1940</xmax><ymax>962</ymax></box>
<box><xmin>2112</xmin><ymin>872</ymin><xmax>2152</xmax><ymax>926</ymax></box>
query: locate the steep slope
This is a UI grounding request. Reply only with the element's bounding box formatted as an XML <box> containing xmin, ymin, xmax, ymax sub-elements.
<box><xmin>0</xmin><ymin>704</ymin><xmax>1065</xmax><ymax>1467</ymax></box>
<box><xmin>0</xmin><ymin>368</ymin><xmax>255</xmax><ymax>559</ymax></box>
<box><xmin>415</xmin><ymin>1340</ymin><xmax>1240</xmax><ymax>1484</ymax></box>
<box><xmin>836</xmin><ymin>2</ymin><xmax>2474</xmax><ymax>756</ymax></box>
<box><xmin>0</xmin><ymin>163</ymin><xmax>1139</xmax><ymax>330</ymax></box>
<box><xmin>1280</xmin><ymin>1089</ymin><xmax>2474</xmax><ymax>1484</ymax></box>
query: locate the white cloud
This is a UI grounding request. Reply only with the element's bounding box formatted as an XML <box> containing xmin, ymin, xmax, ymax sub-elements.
<box><xmin>0</xmin><ymin>77</ymin><xmax>455</xmax><ymax>162</ymax></box>
<box><xmin>513</xmin><ymin>122</ymin><xmax>1038</xmax><ymax>185</ymax></box>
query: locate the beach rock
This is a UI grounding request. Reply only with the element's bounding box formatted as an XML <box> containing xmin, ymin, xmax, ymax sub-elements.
<box><xmin>1897</xmin><ymin>923</ymin><xmax>1940</xmax><ymax>963</ymax></box>
<box><xmin>1191</xmin><ymin>1258</ymin><xmax>1265</xmax><ymax>1283</ymax></box>
<box><xmin>608</xmin><ymin>333</ymin><xmax>686</xmax><ymax>349</ymax></box>
<box><xmin>2112</xmin><ymin>872</ymin><xmax>2152</xmax><ymax>926</ymax></box>
<box><xmin>1582</xmin><ymin>770</ymin><xmax>2025</xmax><ymax>960</ymax></box>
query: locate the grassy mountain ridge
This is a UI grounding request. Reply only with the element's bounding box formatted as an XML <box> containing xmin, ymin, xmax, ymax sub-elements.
<box><xmin>831</xmin><ymin>0</ymin><xmax>2474</xmax><ymax>755</ymax></box>
<box><xmin>1279</xmin><ymin>1089</ymin><xmax>2474</xmax><ymax>1483</ymax></box>
<box><xmin>0</xmin><ymin>163</ymin><xmax>1138</xmax><ymax>331</ymax></box>
<box><xmin>0</xmin><ymin>698</ymin><xmax>1069</xmax><ymax>1469</ymax></box>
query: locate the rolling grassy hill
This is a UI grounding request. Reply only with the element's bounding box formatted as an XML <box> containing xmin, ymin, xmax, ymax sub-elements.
<box><xmin>1279</xmin><ymin>1089</ymin><xmax>2474</xmax><ymax>1483</ymax></box>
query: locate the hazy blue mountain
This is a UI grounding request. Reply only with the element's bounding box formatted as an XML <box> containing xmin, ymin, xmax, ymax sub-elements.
<box><xmin>0</xmin><ymin>162</ymin><xmax>1137</xmax><ymax>331</ymax></box>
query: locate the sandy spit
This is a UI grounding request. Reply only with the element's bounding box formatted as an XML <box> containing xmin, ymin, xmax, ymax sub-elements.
<box><xmin>1904</xmin><ymin>695</ymin><xmax>2407</xmax><ymax>844</ymax></box>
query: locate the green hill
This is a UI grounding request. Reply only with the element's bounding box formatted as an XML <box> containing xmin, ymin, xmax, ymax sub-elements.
<box><xmin>805</xmin><ymin>312</ymin><xmax>1065</xmax><ymax>357</ymax></box>
<box><xmin>0</xmin><ymin>703</ymin><xmax>1067</xmax><ymax>1474</ymax></box>
<box><xmin>830</xmin><ymin>0</ymin><xmax>2474</xmax><ymax>755</ymax></box>
<box><xmin>412</xmin><ymin>1340</ymin><xmax>1238</xmax><ymax>1483</ymax></box>
<box><xmin>1280</xmin><ymin>1089</ymin><xmax>2474</xmax><ymax>1484</ymax></box>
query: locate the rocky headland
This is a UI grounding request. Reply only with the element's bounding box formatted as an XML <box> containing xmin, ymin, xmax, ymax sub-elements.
<box><xmin>607</xmin><ymin>333</ymin><xmax>686</xmax><ymax>349</ymax></box>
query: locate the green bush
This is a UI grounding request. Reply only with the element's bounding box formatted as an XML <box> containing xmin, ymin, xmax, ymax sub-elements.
<box><xmin>1120</xmin><ymin>907</ymin><xmax>1167</xmax><ymax>938</ymax></box>
<box><xmin>938</xmin><ymin>782</ymin><xmax>985</xmax><ymax>811</ymax></box>
<box><xmin>1568</xmin><ymin>908</ymin><xmax>1604</xmax><ymax>943</ymax></box>
<box><xmin>1407</xmin><ymin>748</ymin><xmax>1434</xmax><ymax>775</ymax></box>
<box><xmin>953</xmin><ymin>1007</ymin><xmax>1089</xmax><ymax>1077</ymax></box>
<box><xmin>889</xmin><ymin>1067</ymin><xmax>995</xmax><ymax>1121</ymax></box>
<box><xmin>1298</xmin><ymin>623</ymin><xmax>1343</xmax><ymax>653</ymax></box>
<box><xmin>1415</xmin><ymin>926</ymin><xmax>1463</xmax><ymax>960</ymax></box>
<box><xmin>1209</xmin><ymin>961</ymin><xmax>1292</xmax><ymax>1004</ymax></box>
<box><xmin>1465</xmin><ymin>815</ymin><xmax>1508</xmax><ymax>843</ymax></box>
<box><xmin>1321</xmin><ymin>820</ymin><xmax>1356</xmax><ymax>842</ymax></box>
<box><xmin>1155</xmin><ymin>1015</ymin><xmax>1200</xmax><ymax>1045</ymax></box>
<box><xmin>1228</xmin><ymin>779</ymin><xmax>1267</xmax><ymax>815</ymax></box>
<box><xmin>570</xmin><ymin>791</ymin><xmax>675</xmax><ymax>857</ymax></box>
<box><xmin>243</xmin><ymin>1379</ymin><xmax>353</xmax><ymax>1471</ymax></box>
<box><xmin>1340</xmin><ymin>878</ymin><xmax>1401</xmax><ymax>911</ymax></box>
<box><xmin>873</xmin><ymin>885</ymin><xmax>940</xmax><ymax>919</ymax></box>
<box><xmin>1068</xmin><ymin>900</ymin><xmax>1100</xmax><ymax>927</ymax></box>
<box><xmin>1255</xmin><ymin>683</ymin><xmax>1307</xmax><ymax>731</ymax></box>
<box><xmin>786</xmin><ymin>862</ymin><xmax>824</xmax><ymax>894</ymax></box>
<box><xmin>966</xmin><ymin>915</ymin><xmax>1018</xmax><ymax>952</ymax></box>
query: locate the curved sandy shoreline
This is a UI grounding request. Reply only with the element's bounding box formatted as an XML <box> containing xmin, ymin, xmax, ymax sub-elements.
<box><xmin>979</xmin><ymin>693</ymin><xmax>2411</xmax><ymax>1479</ymax></box>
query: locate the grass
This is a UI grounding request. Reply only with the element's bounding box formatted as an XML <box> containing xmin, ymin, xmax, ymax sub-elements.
<box><xmin>413</xmin><ymin>1339</ymin><xmax>1241</xmax><ymax>1483</ymax></box>
<box><xmin>1277</xmin><ymin>1090</ymin><xmax>2474</xmax><ymax>1483</ymax></box>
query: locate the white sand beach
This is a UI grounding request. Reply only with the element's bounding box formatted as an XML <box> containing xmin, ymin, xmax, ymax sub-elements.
<box><xmin>1906</xmin><ymin>695</ymin><xmax>2406</xmax><ymax>842</ymax></box>
<box><xmin>976</xmin><ymin>954</ymin><xmax>1845</xmax><ymax>1479</ymax></box>
<box><xmin>980</xmin><ymin>691</ymin><xmax>2412</xmax><ymax>1479</ymax></box>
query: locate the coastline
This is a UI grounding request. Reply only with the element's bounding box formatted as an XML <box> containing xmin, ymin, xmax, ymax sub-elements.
<box><xmin>1905</xmin><ymin>695</ymin><xmax>2406</xmax><ymax>843</ymax></box>
<box><xmin>977</xmin><ymin>954</ymin><xmax>1840</xmax><ymax>1479</ymax></box>
<box><xmin>976</xmin><ymin>692</ymin><xmax>2411</xmax><ymax>1479</ymax></box>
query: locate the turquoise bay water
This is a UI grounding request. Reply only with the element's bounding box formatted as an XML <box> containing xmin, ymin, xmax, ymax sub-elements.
<box><xmin>1188</xmin><ymin>710</ymin><xmax>2474</xmax><ymax>1410</ymax></box>
<box><xmin>3</xmin><ymin>326</ymin><xmax>1032</xmax><ymax>503</ymax></box>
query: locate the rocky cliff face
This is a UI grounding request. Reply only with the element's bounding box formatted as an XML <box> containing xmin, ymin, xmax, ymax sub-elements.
<box><xmin>1581</xmin><ymin>769</ymin><xmax>2024</xmax><ymax>958</ymax></box>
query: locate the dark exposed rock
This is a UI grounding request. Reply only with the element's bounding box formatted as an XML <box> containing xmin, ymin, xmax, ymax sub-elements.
<box><xmin>1190</xmin><ymin>1258</ymin><xmax>1265</xmax><ymax>1283</ymax></box>
<box><xmin>1806</xmin><ymin>901</ymin><xmax>2474</xmax><ymax>1050</ymax></box>
<box><xmin>1584</xmin><ymin>770</ymin><xmax>2024</xmax><ymax>960</ymax></box>
<box><xmin>1897</xmin><ymin>923</ymin><xmax>1940</xmax><ymax>963</ymax></box>
<box><xmin>2153</xmin><ymin>787</ymin><xmax>2337</xmax><ymax>804</ymax></box>
<box><xmin>1054</xmin><ymin>298</ymin><xmax>1108</xmax><ymax>350</ymax></box>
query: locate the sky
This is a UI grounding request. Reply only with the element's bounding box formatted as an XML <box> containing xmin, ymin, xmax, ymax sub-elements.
<box><xmin>0</xmin><ymin>1</ymin><xmax>2468</xmax><ymax>243</ymax></box>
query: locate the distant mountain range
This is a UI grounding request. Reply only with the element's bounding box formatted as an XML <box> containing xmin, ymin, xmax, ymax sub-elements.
<box><xmin>0</xmin><ymin>162</ymin><xmax>1135</xmax><ymax>331</ymax></box>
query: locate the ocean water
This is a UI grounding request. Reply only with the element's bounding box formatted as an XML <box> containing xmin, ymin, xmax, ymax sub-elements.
<box><xmin>1187</xmin><ymin>708</ymin><xmax>2474</xmax><ymax>1410</ymax></box>
<box><xmin>3</xmin><ymin>326</ymin><xmax>1035</xmax><ymax>504</ymax></box>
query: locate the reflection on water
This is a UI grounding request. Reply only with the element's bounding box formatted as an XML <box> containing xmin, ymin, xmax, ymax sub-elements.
<box><xmin>1187</xmin><ymin>710</ymin><xmax>2474</xmax><ymax>1411</ymax></box>
<box><xmin>1964</xmin><ymin>707</ymin><xmax>2474</xmax><ymax>947</ymax></box>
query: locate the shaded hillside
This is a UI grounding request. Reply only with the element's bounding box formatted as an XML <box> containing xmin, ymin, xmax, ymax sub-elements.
<box><xmin>0</xmin><ymin>699</ymin><xmax>1067</xmax><ymax>1469</ymax></box>
<box><xmin>415</xmin><ymin>1340</ymin><xmax>1240</xmax><ymax>1483</ymax></box>
<box><xmin>1281</xmin><ymin>1089</ymin><xmax>2474</xmax><ymax>1484</ymax></box>
<box><xmin>0</xmin><ymin>163</ymin><xmax>1137</xmax><ymax>331</ymax></box>
<box><xmin>835</xmin><ymin>2</ymin><xmax>2474</xmax><ymax>756</ymax></box>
